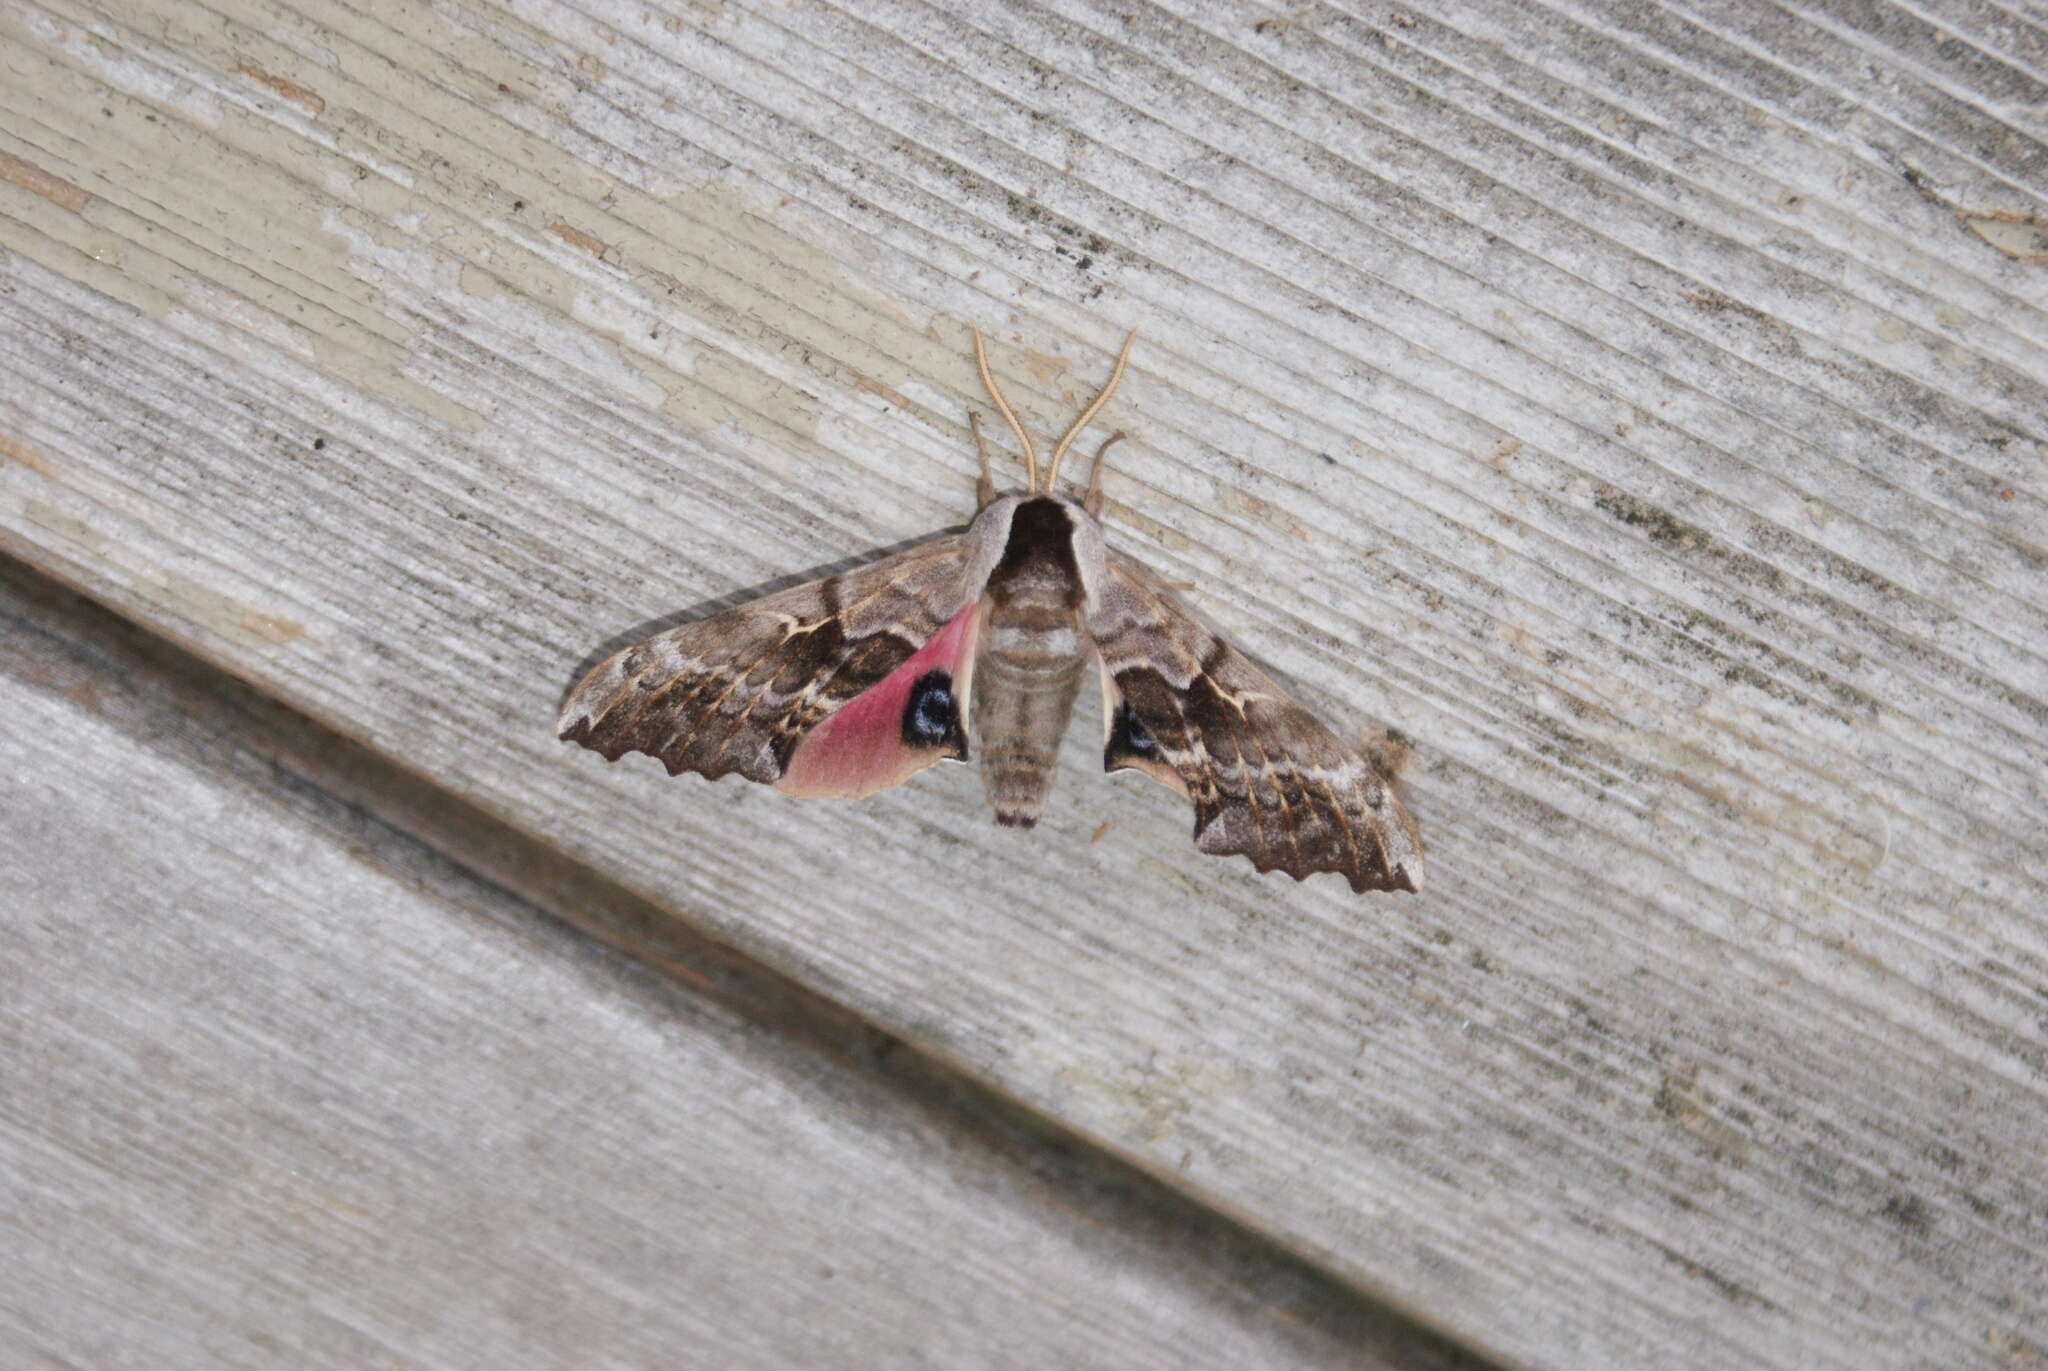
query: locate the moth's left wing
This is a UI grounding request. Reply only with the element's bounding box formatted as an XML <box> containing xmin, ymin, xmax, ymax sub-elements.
<box><xmin>559</xmin><ymin>534</ymin><xmax>990</xmax><ymax>799</ymax></box>
<box><xmin>1086</xmin><ymin>553</ymin><xmax>1423</xmax><ymax>893</ymax></box>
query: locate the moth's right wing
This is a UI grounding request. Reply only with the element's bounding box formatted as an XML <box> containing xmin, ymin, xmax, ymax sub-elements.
<box><xmin>559</xmin><ymin>532</ymin><xmax>993</xmax><ymax>798</ymax></box>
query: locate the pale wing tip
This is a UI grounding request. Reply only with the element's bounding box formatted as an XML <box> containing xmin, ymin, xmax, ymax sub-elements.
<box><xmin>557</xmin><ymin>691</ymin><xmax>622</xmax><ymax>750</ymax></box>
<box><xmin>1373</xmin><ymin>787</ymin><xmax>1425</xmax><ymax>895</ymax></box>
<box><xmin>557</xmin><ymin>656</ymin><xmax>626</xmax><ymax>742</ymax></box>
<box><xmin>555</xmin><ymin>701</ymin><xmax>595</xmax><ymax>742</ymax></box>
<box><xmin>1378</xmin><ymin>840</ymin><xmax>1424</xmax><ymax>893</ymax></box>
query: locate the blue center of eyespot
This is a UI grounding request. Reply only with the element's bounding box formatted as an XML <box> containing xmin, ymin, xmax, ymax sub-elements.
<box><xmin>902</xmin><ymin>670</ymin><xmax>957</xmax><ymax>747</ymax></box>
<box><xmin>1116</xmin><ymin>704</ymin><xmax>1158</xmax><ymax>757</ymax></box>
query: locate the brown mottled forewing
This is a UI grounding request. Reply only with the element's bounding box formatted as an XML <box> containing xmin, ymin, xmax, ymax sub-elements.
<box><xmin>559</xmin><ymin>536</ymin><xmax>977</xmax><ymax>786</ymax></box>
<box><xmin>1087</xmin><ymin>554</ymin><xmax>1424</xmax><ymax>894</ymax></box>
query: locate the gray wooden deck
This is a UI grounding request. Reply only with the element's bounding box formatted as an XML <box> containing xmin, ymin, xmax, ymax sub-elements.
<box><xmin>2</xmin><ymin>3</ymin><xmax>2044</xmax><ymax>1368</ymax></box>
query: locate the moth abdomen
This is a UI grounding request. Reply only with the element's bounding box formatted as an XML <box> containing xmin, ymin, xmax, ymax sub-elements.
<box><xmin>976</xmin><ymin>662</ymin><xmax>1085</xmax><ymax>826</ymax></box>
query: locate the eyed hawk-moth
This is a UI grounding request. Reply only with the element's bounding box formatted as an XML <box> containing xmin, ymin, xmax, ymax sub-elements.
<box><xmin>558</xmin><ymin>330</ymin><xmax>1423</xmax><ymax>894</ymax></box>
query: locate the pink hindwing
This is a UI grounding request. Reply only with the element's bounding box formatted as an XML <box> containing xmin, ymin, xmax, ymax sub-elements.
<box><xmin>776</xmin><ymin>601</ymin><xmax>984</xmax><ymax>799</ymax></box>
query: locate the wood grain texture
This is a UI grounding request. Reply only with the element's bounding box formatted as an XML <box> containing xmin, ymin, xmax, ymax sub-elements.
<box><xmin>1</xmin><ymin>1</ymin><xmax>2044</xmax><ymax>1367</ymax></box>
<box><xmin>0</xmin><ymin>564</ymin><xmax>1476</xmax><ymax>1371</ymax></box>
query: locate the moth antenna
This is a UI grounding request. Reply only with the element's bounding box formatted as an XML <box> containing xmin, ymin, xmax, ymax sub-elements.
<box><xmin>972</xmin><ymin>326</ymin><xmax>1039</xmax><ymax>493</ymax></box>
<box><xmin>1045</xmin><ymin>329</ymin><xmax>1136</xmax><ymax>492</ymax></box>
<box><xmin>1082</xmin><ymin>429</ymin><xmax>1126</xmax><ymax>518</ymax></box>
<box><xmin>969</xmin><ymin>411</ymin><xmax>997</xmax><ymax>508</ymax></box>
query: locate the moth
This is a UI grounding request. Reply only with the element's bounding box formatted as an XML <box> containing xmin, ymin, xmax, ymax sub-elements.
<box><xmin>558</xmin><ymin>330</ymin><xmax>1423</xmax><ymax>893</ymax></box>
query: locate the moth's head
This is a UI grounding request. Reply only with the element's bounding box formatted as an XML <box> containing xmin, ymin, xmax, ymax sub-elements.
<box><xmin>967</xmin><ymin>490</ymin><xmax>1091</xmax><ymax>527</ymax></box>
<box><xmin>964</xmin><ymin>492</ymin><xmax>1109</xmax><ymax>606</ymax></box>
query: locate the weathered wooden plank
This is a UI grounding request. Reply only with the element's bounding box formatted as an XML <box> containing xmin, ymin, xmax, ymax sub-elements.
<box><xmin>0</xmin><ymin>564</ymin><xmax>1477</xmax><ymax>1371</ymax></box>
<box><xmin>1</xmin><ymin>1</ymin><xmax>2044</xmax><ymax>1367</ymax></box>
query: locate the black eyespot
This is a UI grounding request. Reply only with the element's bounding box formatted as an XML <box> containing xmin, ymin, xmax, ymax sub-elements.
<box><xmin>1109</xmin><ymin>703</ymin><xmax>1158</xmax><ymax>761</ymax></box>
<box><xmin>901</xmin><ymin>670</ymin><xmax>958</xmax><ymax>748</ymax></box>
